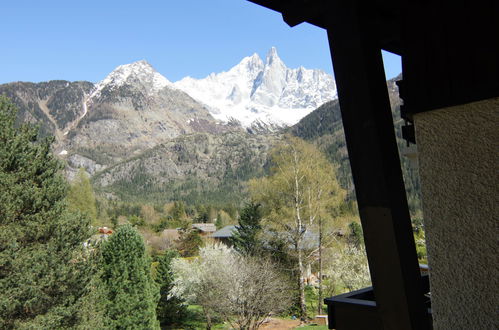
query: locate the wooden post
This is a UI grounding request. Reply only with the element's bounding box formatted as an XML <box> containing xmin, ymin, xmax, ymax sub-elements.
<box><xmin>325</xmin><ymin>1</ymin><xmax>429</xmax><ymax>329</ymax></box>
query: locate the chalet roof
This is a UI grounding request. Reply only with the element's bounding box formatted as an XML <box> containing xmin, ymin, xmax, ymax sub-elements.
<box><xmin>211</xmin><ymin>225</ymin><xmax>320</xmax><ymax>250</ymax></box>
<box><xmin>211</xmin><ymin>225</ymin><xmax>238</xmax><ymax>238</ymax></box>
<box><xmin>192</xmin><ymin>223</ymin><xmax>217</xmax><ymax>233</ymax></box>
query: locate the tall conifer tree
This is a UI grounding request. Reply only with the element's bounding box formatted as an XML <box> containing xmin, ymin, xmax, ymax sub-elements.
<box><xmin>0</xmin><ymin>96</ymin><xmax>92</xmax><ymax>329</ymax></box>
<box><xmin>99</xmin><ymin>224</ymin><xmax>159</xmax><ymax>329</ymax></box>
<box><xmin>230</xmin><ymin>202</ymin><xmax>263</xmax><ymax>255</ymax></box>
<box><xmin>155</xmin><ymin>250</ymin><xmax>186</xmax><ymax>326</ymax></box>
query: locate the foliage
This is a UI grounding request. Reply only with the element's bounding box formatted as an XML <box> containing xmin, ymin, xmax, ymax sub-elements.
<box><xmin>99</xmin><ymin>224</ymin><xmax>159</xmax><ymax>329</ymax></box>
<box><xmin>172</xmin><ymin>244</ymin><xmax>289</xmax><ymax>329</ymax></box>
<box><xmin>215</xmin><ymin>209</ymin><xmax>233</xmax><ymax>229</ymax></box>
<box><xmin>171</xmin><ymin>243</ymin><xmax>291</xmax><ymax>330</ymax></box>
<box><xmin>326</xmin><ymin>243</ymin><xmax>371</xmax><ymax>293</ymax></box>
<box><xmin>0</xmin><ymin>96</ymin><xmax>92</xmax><ymax>329</ymax></box>
<box><xmin>194</xmin><ymin>204</ymin><xmax>211</xmax><ymax>223</ymax></box>
<box><xmin>67</xmin><ymin>167</ymin><xmax>98</xmax><ymax>223</ymax></box>
<box><xmin>290</xmin><ymin>99</ymin><xmax>423</xmax><ymax>216</ymax></box>
<box><xmin>176</xmin><ymin>229</ymin><xmax>204</xmax><ymax>257</ymax></box>
<box><xmin>171</xmin><ymin>200</ymin><xmax>187</xmax><ymax>221</ymax></box>
<box><xmin>75</xmin><ymin>249</ymin><xmax>107</xmax><ymax>330</ymax></box>
<box><xmin>249</xmin><ymin>135</ymin><xmax>346</xmax><ymax>320</ymax></box>
<box><xmin>129</xmin><ymin>214</ymin><xmax>145</xmax><ymax>227</ymax></box>
<box><xmin>155</xmin><ymin>250</ymin><xmax>186</xmax><ymax>326</ymax></box>
<box><xmin>347</xmin><ymin>221</ymin><xmax>364</xmax><ymax>247</ymax></box>
<box><xmin>412</xmin><ymin>217</ymin><xmax>427</xmax><ymax>263</ymax></box>
<box><xmin>230</xmin><ymin>202</ymin><xmax>263</xmax><ymax>255</ymax></box>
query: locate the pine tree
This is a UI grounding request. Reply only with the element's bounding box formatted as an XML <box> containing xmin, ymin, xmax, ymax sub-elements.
<box><xmin>99</xmin><ymin>224</ymin><xmax>159</xmax><ymax>329</ymax></box>
<box><xmin>177</xmin><ymin>229</ymin><xmax>204</xmax><ymax>257</ymax></box>
<box><xmin>230</xmin><ymin>202</ymin><xmax>263</xmax><ymax>255</ymax></box>
<box><xmin>0</xmin><ymin>96</ymin><xmax>92</xmax><ymax>329</ymax></box>
<box><xmin>155</xmin><ymin>250</ymin><xmax>186</xmax><ymax>326</ymax></box>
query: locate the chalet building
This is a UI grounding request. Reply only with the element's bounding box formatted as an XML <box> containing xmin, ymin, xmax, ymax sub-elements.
<box><xmin>210</xmin><ymin>225</ymin><xmax>238</xmax><ymax>245</ymax></box>
<box><xmin>191</xmin><ymin>223</ymin><xmax>217</xmax><ymax>237</ymax></box>
<box><xmin>98</xmin><ymin>227</ymin><xmax>113</xmax><ymax>235</ymax></box>
<box><xmin>247</xmin><ymin>1</ymin><xmax>497</xmax><ymax>329</ymax></box>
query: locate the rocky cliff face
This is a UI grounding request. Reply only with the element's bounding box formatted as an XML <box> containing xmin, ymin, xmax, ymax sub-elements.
<box><xmin>0</xmin><ymin>61</ymin><xmax>235</xmax><ymax>178</ymax></box>
<box><xmin>92</xmin><ymin>131</ymin><xmax>280</xmax><ymax>204</ymax></box>
<box><xmin>0</xmin><ymin>80</ymin><xmax>93</xmax><ymax>139</ymax></box>
<box><xmin>64</xmin><ymin>61</ymin><xmax>230</xmax><ymax>166</ymax></box>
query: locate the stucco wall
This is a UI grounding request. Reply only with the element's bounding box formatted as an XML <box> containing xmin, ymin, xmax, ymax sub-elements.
<box><xmin>414</xmin><ymin>98</ymin><xmax>498</xmax><ymax>330</ymax></box>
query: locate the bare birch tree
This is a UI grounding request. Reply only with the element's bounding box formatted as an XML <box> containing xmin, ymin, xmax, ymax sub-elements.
<box><xmin>249</xmin><ymin>135</ymin><xmax>345</xmax><ymax>320</ymax></box>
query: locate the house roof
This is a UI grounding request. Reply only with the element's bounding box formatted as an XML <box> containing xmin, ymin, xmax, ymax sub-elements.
<box><xmin>211</xmin><ymin>225</ymin><xmax>238</xmax><ymax>238</ymax></box>
<box><xmin>211</xmin><ymin>225</ymin><xmax>320</xmax><ymax>250</ymax></box>
<box><xmin>192</xmin><ymin>223</ymin><xmax>217</xmax><ymax>233</ymax></box>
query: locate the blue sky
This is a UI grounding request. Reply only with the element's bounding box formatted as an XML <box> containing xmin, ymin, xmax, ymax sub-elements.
<box><xmin>0</xmin><ymin>0</ymin><xmax>401</xmax><ymax>84</ymax></box>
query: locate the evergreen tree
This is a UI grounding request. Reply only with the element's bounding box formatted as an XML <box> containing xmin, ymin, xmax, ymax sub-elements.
<box><xmin>155</xmin><ymin>250</ymin><xmax>186</xmax><ymax>326</ymax></box>
<box><xmin>171</xmin><ymin>201</ymin><xmax>186</xmax><ymax>221</ymax></box>
<box><xmin>67</xmin><ymin>167</ymin><xmax>97</xmax><ymax>223</ymax></box>
<box><xmin>0</xmin><ymin>96</ymin><xmax>92</xmax><ymax>329</ymax></box>
<box><xmin>230</xmin><ymin>202</ymin><xmax>263</xmax><ymax>255</ymax></box>
<box><xmin>99</xmin><ymin>224</ymin><xmax>159</xmax><ymax>329</ymax></box>
<box><xmin>177</xmin><ymin>229</ymin><xmax>204</xmax><ymax>257</ymax></box>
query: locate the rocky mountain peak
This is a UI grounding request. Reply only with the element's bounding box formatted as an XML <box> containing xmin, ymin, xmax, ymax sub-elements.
<box><xmin>174</xmin><ymin>47</ymin><xmax>337</xmax><ymax>128</ymax></box>
<box><xmin>265</xmin><ymin>46</ymin><xmax>283</xmax><ymax>67</ymax></box>
<box><xmin>237</xmin><ymin>53</ymin><xmax>265</xmax><ymax>76</ymax></box>
<box><xmin>89</xmin><ymin>60</ymin><xmax>172</xmax><ymax>101</ymax></box>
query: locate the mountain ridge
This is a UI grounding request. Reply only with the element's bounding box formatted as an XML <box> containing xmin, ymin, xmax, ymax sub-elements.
<box><xmin>174</xmin><ymin>47</ymin><xmax>337</xmax><ymax>127</ymax></box>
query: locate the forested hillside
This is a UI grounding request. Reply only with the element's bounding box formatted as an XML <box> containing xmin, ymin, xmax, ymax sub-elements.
<box><xmin>289</xmin><ymin>76</ymin><xmax>422</xmax><ymax>216</ymax></box>
<box><xmin>92</xmin><ymin>131</ymin><xmax>280</xmax><ymax>208</ymax></box>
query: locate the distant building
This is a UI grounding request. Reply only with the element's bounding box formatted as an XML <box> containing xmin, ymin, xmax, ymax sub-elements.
<box><xmin>210</xmin><ymin>225</ymin><xmax>238</xmax><ymax>245</ymax></box>
<box><xmin>191</xmin><ymin>223</ymin><xmax>217</xmax><ymax>237</ymax></box>
<box><xmin>98</xmin><ymin>227</ymin><xmax>113</xmax><ymax>235</ymax></box>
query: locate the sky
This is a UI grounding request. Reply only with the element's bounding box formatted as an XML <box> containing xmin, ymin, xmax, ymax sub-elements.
<box><xmin>0</xmin><ymin>0</ymin><xmax>401</xmax><ymax>84</ymax></box>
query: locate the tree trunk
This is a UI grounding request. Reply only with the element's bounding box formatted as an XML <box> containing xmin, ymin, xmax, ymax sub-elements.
<box><xmin>292</xmin><ymin>149</ymin><xmax>308</xmax><ymax>321</ymax></box>
<box><xmin>204</xmin><ymin>308</ymin><xmax>212</xmax><ymax>330</ymax></box>
<box><xmin>318</xmin><ymin>216</ymin><xmax>323</xmax><ymax>315</ymax></box>
<box><xmin>297</xmin><ymin>242</ymin><xmax>307</xmax><ymax>321</ymax></box>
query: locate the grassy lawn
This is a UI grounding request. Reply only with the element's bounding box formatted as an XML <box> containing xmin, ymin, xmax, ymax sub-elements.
<box><xmin>294</xmin><ymin>325</ymin><xmax>328</xmax><ymax>330</ymax></box>
<box><xmin>166</xmin><ymin>296</ymin><xmax>330</xmax><ymax>330</ymax></box>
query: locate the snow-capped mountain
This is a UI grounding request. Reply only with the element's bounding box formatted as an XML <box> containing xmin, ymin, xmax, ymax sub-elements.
<box><xmin>88</xmin><ymin>60</ymin><xmax>173</xmax><ymax>103</ymax></box>
<box><xmin>62</xmin><ymin>60</ymin><xmax>230</xmax><ymax>164</ymax></box>
<box><xmin>174</xmin><ymin>47</ymin><xmax>337</xmax><ymax>127</ymax></box>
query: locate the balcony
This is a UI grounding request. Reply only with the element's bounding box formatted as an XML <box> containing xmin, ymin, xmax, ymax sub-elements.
<box><xmin>324</xmin><ymin>274</ymin><xmax>432</xmax><ymax>330</ymax></box>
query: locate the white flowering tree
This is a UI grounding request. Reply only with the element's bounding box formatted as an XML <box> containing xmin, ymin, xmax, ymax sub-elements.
<box><xmin>326</xmin><ymin>243</ymin><xmax>371</xmax><ymax>293</ymax></box>
<box><xmin>171</xmin><ymin>243</ymin><xmax>291</xmax><ymax>330</ymax></box>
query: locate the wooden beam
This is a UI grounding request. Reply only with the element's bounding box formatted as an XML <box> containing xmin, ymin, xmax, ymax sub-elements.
<box><xmin>247</xmin><ymin>0</ymin><xmax>403</xmax><ymax>54</ymax></box>
<box><xmin>325</xmin><ymin>1</ymin><xmax>430</xmax><ymax>329</ymax></box>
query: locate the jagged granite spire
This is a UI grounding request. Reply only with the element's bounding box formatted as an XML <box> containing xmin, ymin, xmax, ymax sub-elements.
<box><xmin>174</xmin><ymin>47</ymin><xmax>337</xmax><ymax>127</ymax></box>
